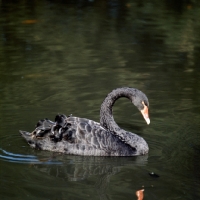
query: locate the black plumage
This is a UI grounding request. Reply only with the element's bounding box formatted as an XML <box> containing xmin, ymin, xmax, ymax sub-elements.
<box><xmin>20</xmin><ymin>87</ymin><xmax>150</xmax><ymax>156</ymax></box>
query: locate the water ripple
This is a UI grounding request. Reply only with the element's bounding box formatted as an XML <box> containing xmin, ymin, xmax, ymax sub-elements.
<box><xmin>0</xmin><ymin>148</ymin><xmax>62</xmax><ymax>165</ymax></box>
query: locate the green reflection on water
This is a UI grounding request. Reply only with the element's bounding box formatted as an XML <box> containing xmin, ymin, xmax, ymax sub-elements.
<box><xmin>0</xmin><ymin>0</ymin><xmax>200</xmax><ymax>199</ymax></box>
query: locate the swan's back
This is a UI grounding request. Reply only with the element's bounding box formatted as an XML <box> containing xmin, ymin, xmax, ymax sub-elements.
<box><xmin>20</xmin><ymin>114</ymin><xmax>137</xmax><ymax>156</ymax></box>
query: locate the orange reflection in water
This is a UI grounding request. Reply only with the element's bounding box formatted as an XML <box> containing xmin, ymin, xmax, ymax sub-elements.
<box><xmin>136</xmin><ymin>189</ymin><xmax>144</xmax><ymax>200</ymax></box>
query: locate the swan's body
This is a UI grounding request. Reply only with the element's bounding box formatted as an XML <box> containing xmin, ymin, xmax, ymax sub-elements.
<box><xmin>20</xmin><ymin>87</ymin><xmax>150</xmax><ymax>156</ymax></box>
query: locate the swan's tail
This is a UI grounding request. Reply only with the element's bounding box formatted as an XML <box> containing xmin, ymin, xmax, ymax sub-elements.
<box><xmin>20</xmin><ymin>114</ymin><xmax>74</xmax><ymax>149</ymax></box>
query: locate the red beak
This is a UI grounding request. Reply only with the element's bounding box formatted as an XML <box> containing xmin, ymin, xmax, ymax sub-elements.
<box><xmin>140</xmin><ymin>102</ymin><xmax>150</xmax><ymax>125</ymax></box>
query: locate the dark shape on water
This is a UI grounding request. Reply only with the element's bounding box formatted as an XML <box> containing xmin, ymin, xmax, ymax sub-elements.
<box><xmin>20</xmin><ymin>87</ymin><xmax>150</xmax><ymax>156</ymax></box>
<box><xmin>149</xmin><ymin>172</ymin><xmax>160</xmax><ymax>178</ymax></box>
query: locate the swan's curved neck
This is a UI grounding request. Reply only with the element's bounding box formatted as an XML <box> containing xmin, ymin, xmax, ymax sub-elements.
<box><xmin>99</xmin><ymin>87</ymin><xmax>149</xmax><ymax>155</ymax></box>
<box><xmin>100</xmin><ymin>87</ymin><xmax>135</xmax><ymax>131</ymax></box>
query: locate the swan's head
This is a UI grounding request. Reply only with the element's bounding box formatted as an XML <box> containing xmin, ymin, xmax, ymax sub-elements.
<box><xmin>130</xmin><ymin>89</ymin><xmax>150</xmax><ymax>125</ymax></box>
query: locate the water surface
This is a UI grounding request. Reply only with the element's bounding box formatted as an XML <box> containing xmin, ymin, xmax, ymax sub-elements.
<box><xmin>0</xmin><ymin>0</ymin><xmax>200</xmax><ymax>199</ymax></box>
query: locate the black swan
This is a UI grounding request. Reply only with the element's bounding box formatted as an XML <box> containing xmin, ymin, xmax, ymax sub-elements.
<box><xmin>20</xmin><ymin>87</ymin><xmax>150</xmax><ymax>156</ymax></box>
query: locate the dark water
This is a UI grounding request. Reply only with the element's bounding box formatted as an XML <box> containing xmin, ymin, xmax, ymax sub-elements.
<box><xmin>0</xmin><ymin>0</ymin><xmax>200</xmax><ymax>199</ymax></box>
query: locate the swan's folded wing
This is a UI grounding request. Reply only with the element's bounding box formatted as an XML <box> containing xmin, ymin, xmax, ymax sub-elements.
<box><xmin>66</xmin><ymin>117</ymin><xmax>108</xmax><ymax>148</ymax></box>
<box><xmin>20</xmin><ymin>115</ymin><xmax>134</xmax><ymax>156</ymax></box>
<box><xmin>65</xmin><ymin>117</ymin><xmax>133</xmax><ymax>156</ymax></box>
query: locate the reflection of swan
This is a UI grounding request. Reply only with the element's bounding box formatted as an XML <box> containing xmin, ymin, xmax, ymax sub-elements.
<box><xmin>0</xmin><ymin>148</ymin><xmax>148</xmax><ymax>200</ymax></box>
<box><xmin>33</xmin><ymin>154</ymin><xmax>148</xmax><ymax>200</ymax></box>
<box><xmin>33</xmin><ymin>154</ymin><xmax>149</xmax><ymax>181</ymax></box>
<box><xmin>20</xmin><ymin>87</ymin><xmax>150</xmax><ymax>156</ymax></box>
